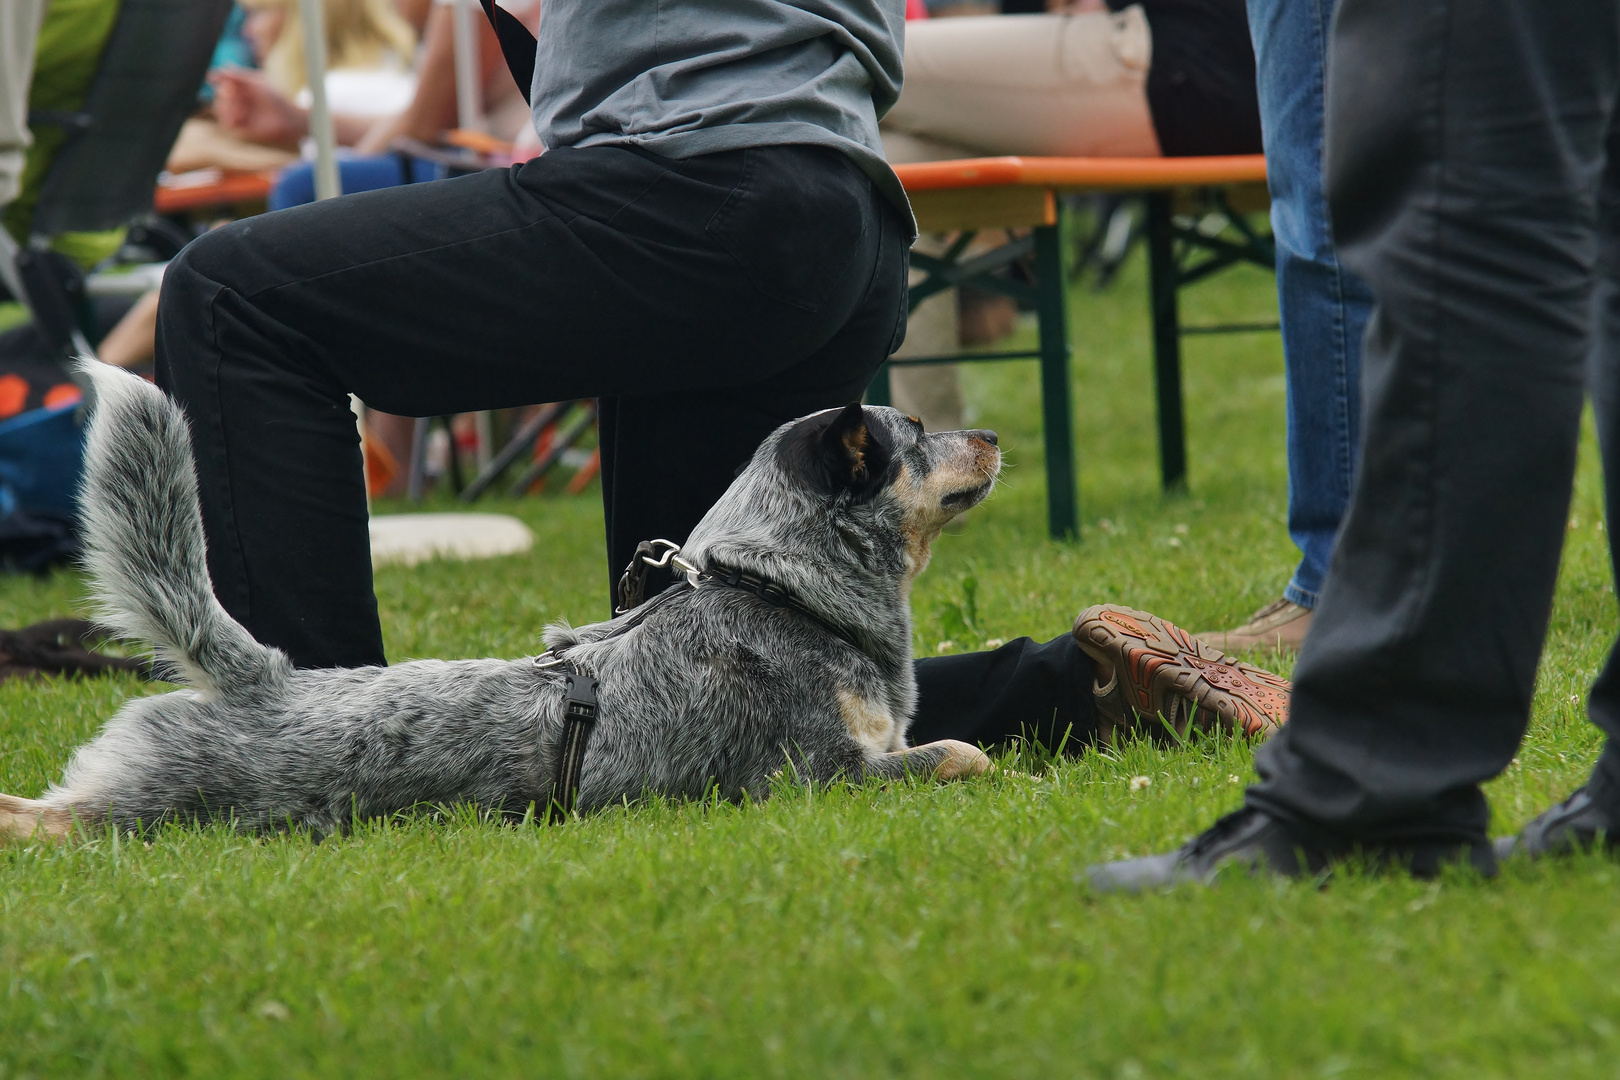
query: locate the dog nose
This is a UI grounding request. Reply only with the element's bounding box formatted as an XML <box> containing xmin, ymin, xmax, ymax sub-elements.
<box><xmin>970</xmin><ymin>429</ymin><xmax>998</xmax><ymax>447</ymax></box>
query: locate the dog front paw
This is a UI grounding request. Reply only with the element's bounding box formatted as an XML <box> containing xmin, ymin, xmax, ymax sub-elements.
<box><xmin>931</xmin><ymin>740</ymin><xmax>994</xmax><ymax>780</ymax></box>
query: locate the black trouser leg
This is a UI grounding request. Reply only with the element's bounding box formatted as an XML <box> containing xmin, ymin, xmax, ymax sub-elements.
<box><xmin>1581</xmin><ymin>120</ymin><xmax>1620</xmax><ymax>803</ymax></box>
<box><xmin>909</xmin><ymin>635</ymin><xmax>1096</xmax><ymax>750</ymax></box>
<box><xmin>155</xmin><ymin>145</ymin><xmax>906</xmax><ymax>668</ymax></box>
<box><xmin>596</xmin><ymin>243</ymin><xmax>911</xmax><ymax>603</ymax></box>
<box><xmin>1246</xmin><ymin>0</ymin><xmax>1620</xmax><ymax>840</ymax></box>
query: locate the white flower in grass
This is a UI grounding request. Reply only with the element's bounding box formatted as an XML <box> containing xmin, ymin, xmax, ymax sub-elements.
<box><xmin>1229</xmin><ymin>774</ymin><xmax>1242</xmax><ymax>785</ymax></box>
<box><xmin>1129</xmin><ymin>775</ymin><xmax>1151</xmax><ymax>791</ymax></box>
<box><xmin>985</xmin><ymin>637</ymin><xmax>1005</xmax><ymax>649</ymax></box>
<box><xmin>256</xmin><ymin>1000</ymin><xmax>291</xmax><ymax>1021</ymax></box>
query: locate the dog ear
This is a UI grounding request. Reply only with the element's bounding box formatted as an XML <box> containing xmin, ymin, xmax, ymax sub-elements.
<box><xmin>816</xmin><ymin>402</ymin><xmax>889</xmax><ymax>492</ymax></box>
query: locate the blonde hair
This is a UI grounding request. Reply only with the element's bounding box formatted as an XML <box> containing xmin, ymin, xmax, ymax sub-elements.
<box><xmin>242</xmin><ymin>0</ymin><xmax>418</xmax><ymax>96</ymax></box>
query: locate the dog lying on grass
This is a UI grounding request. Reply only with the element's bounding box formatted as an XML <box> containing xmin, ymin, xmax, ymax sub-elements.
<box><xmin>0</xmin><ymin>364</ymin><xmax>1000</xmax><ymax>842</ymax></box>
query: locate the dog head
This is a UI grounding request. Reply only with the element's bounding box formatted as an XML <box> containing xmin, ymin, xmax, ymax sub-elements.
<box><xmin>774</xmin><ymin>403</ymin><xmax>1000</xmax><ymax>571</ymax></box>
<box><xmin>684</xmin><ymin>404</ymin><xmax>1001</xmax><ymax>647</ymax></box>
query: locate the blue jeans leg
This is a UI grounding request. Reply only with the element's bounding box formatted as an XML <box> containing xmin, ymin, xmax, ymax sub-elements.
<box><xmin>268</xmin><ymin>155</ymin><xmax>443</xmax><ymax>211</ymax></box>
<box><xmin>1247</xmin><ymin>0</ymin><xmax>1374</xmax><ymax>609</ymax></box>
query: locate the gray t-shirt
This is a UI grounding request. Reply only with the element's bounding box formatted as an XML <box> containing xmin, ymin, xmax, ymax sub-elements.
<box><xmin>530</xmin><ymin>0</ymin><xmax>912</xmax><ymax>225</ymax></box>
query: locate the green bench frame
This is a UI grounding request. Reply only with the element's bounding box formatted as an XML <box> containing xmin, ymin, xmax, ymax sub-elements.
<box><xmin>867</xmin><ymin>155</ymin><xmax>1275</xmax><ymax>540</ymax></box>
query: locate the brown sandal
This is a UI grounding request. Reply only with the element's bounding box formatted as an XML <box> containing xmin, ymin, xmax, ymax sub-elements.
<box><xmin>1073</xmin><ymin>604</ymin><xmax>1290</xmax><ymax>743</ymax></box>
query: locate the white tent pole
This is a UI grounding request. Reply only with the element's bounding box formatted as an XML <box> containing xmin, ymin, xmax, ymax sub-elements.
<box><xmin>297</xmin><ymin>0</ymin><xmax>341</xmax><ymax>201</ymax></box>
<box><xmin>451</xmin><ymin>0</ymin><xmax>484</xmax><ymax>132</ymax></box>
<box><xmin>453</xmin><ymin>0</ymin><xmax>488</xmax><ymax>474</ymax></box>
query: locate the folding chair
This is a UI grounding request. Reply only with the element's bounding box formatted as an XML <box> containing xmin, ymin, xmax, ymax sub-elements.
<box><xmin>0</xmin><ymin>0</ymin><xmax>232</xmax><ymax>360</ymax></box>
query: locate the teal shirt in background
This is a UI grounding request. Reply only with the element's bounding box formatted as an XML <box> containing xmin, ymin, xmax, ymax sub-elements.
<box><xmin>529</xmin><ymin>0</ymin><xmax>914</xmax><ymax>230</ymax></box>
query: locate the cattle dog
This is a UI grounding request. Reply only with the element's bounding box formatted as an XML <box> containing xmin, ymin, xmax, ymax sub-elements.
<box><xmin>0</xmin><ymin>363</ymin><xmax>1000</xmax><ymax>840</ymax></box>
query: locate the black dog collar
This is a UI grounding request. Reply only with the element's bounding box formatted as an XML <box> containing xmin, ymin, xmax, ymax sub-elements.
<box><xmin>698</xmin><ymin>561</ymin><xmax>864</xmax><ymax>652</ymax></box>
<box><xmin>616</xmin><ymin>539</ymin><xmax>863</xmax><ymax>651</ymax></box>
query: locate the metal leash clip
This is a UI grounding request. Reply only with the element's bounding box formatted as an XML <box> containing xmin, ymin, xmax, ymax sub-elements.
<box><xmin>645</xmin><ymin>538</ymin><xmax>702</xmax><ymax>583</ymax></box>
<box><xmin>615</xmin><ymin>538</ymin><xmax>702</xmax><ymax>612</ymax></box>
<box><xmin>638</xmin><ymin>538</ymin><xmax>682</xmax><ymax>569</ymax></box>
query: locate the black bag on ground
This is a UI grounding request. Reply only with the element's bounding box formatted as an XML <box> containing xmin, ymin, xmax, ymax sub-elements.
<box><xmin>0</xmin><ymin>618</ymin><xmax>149</xmax><ymax>683</ymax></box>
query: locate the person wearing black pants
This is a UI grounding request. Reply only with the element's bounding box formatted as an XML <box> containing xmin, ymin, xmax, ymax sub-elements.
<box><xmin>153</xmin><ymin>140</ymin><xmax>1099</xmax><ymax>751</ymax></box>
<box><xmin>156</xmin><ymin>143</ymin><xmax>906</xmax><ymax>668</ymax></box>
<box><xmin>1090</xmin><ymin>0</ymin><xmax>1620</xmax><ymax>888</ymax></box>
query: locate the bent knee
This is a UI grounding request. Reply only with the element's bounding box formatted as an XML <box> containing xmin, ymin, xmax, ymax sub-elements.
<box><xmin>164</xmin><ymin>220</ymin><xmax>252</xmax><ymax>297</ymax></box>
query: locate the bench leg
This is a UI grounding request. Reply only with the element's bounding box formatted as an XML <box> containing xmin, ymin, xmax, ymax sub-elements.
<box><xmin>1145</xmin><ymin>193</ymin><xmax>1189</xmax><ymax>493</ymax></box>
<box><xmin>1034</xmin><ymin>212</ymin><xmax>1078</xmax><ymax>540</ymax></box>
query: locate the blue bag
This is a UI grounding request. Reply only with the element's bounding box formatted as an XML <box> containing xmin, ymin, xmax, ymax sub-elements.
<box><xmin>0</xmin><ymin>401</ymin><xmax>84</xmax><ymax>516</ymax></box>
<box><xmin>0</xmin><ymin>402</ymin><xmax>84</xmax><ymax>571</ymax></box>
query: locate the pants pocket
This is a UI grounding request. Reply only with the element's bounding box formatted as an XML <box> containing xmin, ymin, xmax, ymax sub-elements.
<box><xmin>705</xmin><ymin>146</ymin><xmax>874</xmax><ymax>314</ymax></box>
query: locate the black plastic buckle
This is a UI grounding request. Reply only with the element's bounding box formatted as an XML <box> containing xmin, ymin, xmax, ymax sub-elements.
<box><xmin>563</xmin><ymin>673</ymin><xmax>599</xmax><ymax>721</ymax></box>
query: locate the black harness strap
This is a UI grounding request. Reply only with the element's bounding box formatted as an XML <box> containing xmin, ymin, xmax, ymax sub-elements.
<box><xmin>475</xmin><ymin>0</ymin><xmax>538</xmax><ymax>104</ymax></box>
<box><xmin>534</xmin><ymin>580</ymin><xmax>689</xmax><ymax>821</ymax></box>
<box><xmin>548</xmin><ymin>670</ymin><xmax>599</xmax><ymax>822</ymax></box>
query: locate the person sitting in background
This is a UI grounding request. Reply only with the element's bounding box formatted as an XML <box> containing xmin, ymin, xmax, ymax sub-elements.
<box><xmin>0</xmin><ymin>1</ymin><xmax>45</xmax><ymax>222</ymax></box>
<box><xmin>0</xmin><ymin>0</ymin><xmax>137</xmax><ymax>372</ymax></box>
<box><xmin>204</xmin><ymin>0</ymin><xmax>419</xmax><ymax>154</ymax></box>
<box><xmin>1</xmin><ymin>0</ymin><xmax>124</xmax><ymax>253</ymax></box>
<box><xmin>882</xmin><ymin>0</ymin><xmax>1259</xmax><ymax>435</ymax></box>
<box><xmin>102</xmin><ymin>0</ymin><xmax>458</xmax><ymax>374</ymax></box>
<box><xmin>889</xmin><ymin>0</ymin><xmax>1259</xmax><ymax>161</ymax></box>
<box><xmin>262</xmin><ymin>0</ymin><xmax>542</xmax><ymax>210</ymax></box>
<box><xmin>235</xmin><ymin>0</ymin><xmax>541</xmax><ymax>492</ymax></box>
<box><xmin>201</xmin><ymin>0</ymin><xmax>539</xmax><ymax>210</ymax></box>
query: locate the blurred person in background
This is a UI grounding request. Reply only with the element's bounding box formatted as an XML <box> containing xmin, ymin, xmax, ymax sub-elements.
<box><xmin>108</xmin><ymin>0</ymin><xmax>542</xmax><ymax>374</ymax></box>
<box><xmin>0</xmin><ymin>0</ymin><xmax>138</xmax><ymax>373</ymax></box>
<box><xmin>205</xmin><ymin>0</ymin><xmax>420</xmax><ymax>152</ymax></box>
<box><xmin>881</xmin><ymin>0</ymin><xmax>1259</xmax><ymax>439</ymax></box>
<box><xmin>94</xmin><ymin>0</ymin><xmax>421</xmax><ymax>372</ymax></box>
<box><xmin>262</xmin><ymin>0</ymin><xmax>543</xmax><ymax>208</ymax></box>
<box><xmin>0</xmin><ymin>0</ymin><xmax>46</xmax><ymax>221</ymax></box>
<box><xmin>1193</xmin><ymin>0</ymin><xmax>1373</xmax><ymax>653</ymax></box>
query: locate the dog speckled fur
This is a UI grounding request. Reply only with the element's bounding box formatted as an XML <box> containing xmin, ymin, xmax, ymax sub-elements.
<box><xmin>0</xmin><ymin>364</ymin><xmax>1000</xmax><ymax>841</ymax></box>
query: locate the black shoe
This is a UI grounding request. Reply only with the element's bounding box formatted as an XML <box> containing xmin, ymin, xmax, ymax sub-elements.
<box><xmin>1084</xmin><ymin>805</ymin><xmax>1496</xmax><ymax>894</ymax></box>
<box><xmin>1497</xmin><ymin>785</ymin><xmax>1620</xmax><ymax>860</ymax></box>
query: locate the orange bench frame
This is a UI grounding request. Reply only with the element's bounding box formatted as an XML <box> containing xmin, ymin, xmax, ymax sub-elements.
<box><xmin>885</xmin><ymin>154</ymin><xmax>1272</xmax><ymax>539</ymax></box>
<box><xmin>152</xmin><ymin>169</ymin><xmax>276</xmax><ymax>215</ymax></box>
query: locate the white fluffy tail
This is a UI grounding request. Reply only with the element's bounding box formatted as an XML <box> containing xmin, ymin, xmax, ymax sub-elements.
<box><xmin>74</xmin><ymin>360</ymin><xmax>290</xmax><ymax>694</ymax></box>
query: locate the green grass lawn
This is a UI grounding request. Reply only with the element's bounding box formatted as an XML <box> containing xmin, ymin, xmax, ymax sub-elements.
<box><xmin>3</xmin><ymin>248</ymin><xmax>1618</xmax><ymax>1078</ymax></box>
